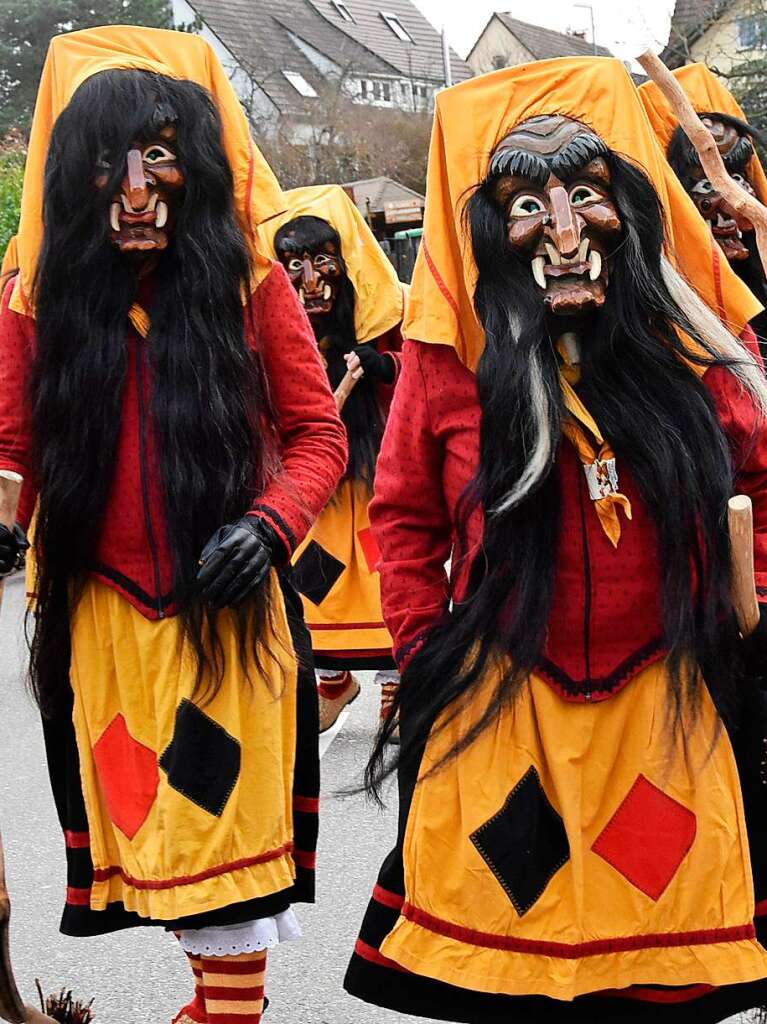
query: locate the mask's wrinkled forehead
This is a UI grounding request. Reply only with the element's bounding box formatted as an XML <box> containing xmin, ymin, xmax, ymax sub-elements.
<box><xmin>488</xmin><ymin>115</ymin><xmax>610</xmax><ymax>186</ymax></box>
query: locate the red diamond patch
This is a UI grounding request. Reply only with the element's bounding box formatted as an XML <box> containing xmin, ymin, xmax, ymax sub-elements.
<box><xmin>357</xmin><ymin>527</ymin><xmax>381</xmax><ymax>573</ymax></box>
<box><xmin>592</xmin><ymin>774</ymin><xmax>696</xmax><ymax>901</ymax></box>
<box><xmin>93</xmin><ymin>715</ymin><xmax>159</xmax><ymax>840</ymax></box>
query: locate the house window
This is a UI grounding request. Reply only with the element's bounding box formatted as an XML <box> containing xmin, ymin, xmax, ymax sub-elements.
<box><xmin>282</xmin><ymin>71</ymin><xmax>318</xmax><ymax>97</ymax></box>
<box><xmin>331</xmin><ymin>0</ymin><xmax>355</xmax><ymax>23</ymax></box>
<box><xmin>358</xmin><ymin>78</ymin><xmax>394</xmax><ymax>105</ymax></box>
<box><xmin>380</xmin><ymin>11</ymin><xmax>413</xmax><ymax>43</ymax></box>
<box><xmin>738</xmin><ymin>14</ymin><xmax>766</xmax><ymax>50</ymax></box>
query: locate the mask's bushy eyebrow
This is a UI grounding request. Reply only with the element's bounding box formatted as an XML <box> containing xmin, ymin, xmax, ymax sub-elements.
<box><xmin>723</xmin><ymin>134</ymin><xmax>754</xmax><ymax>173</ymax></box>
<box><xmin>488</xmin><ymin>148</ymin><xmax>549</xmax><ymax>186</ymax></box>
<box><xmin>550</xmin><ymin>133</ymin><xmax>609</xmax><ymax>178</ymax></box>
<box><xmin>150</xmin><ymin>101</ymin><xmax>178</xmax><ymax>133</ymax></box>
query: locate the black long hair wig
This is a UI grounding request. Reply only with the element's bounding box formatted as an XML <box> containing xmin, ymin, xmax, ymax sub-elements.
<box><xmin>30</xmin><ymin>69</ymin><xmax>274</xmax><ymax>715</ymax></box>
<box><xmin>274</xmin><ymin>215</ymin><xmax>385</xmax><ymax>489</ymax></box>
<box><xmin>367</xmin><ymin>143</ymin><xmax>747</xmax><ymax>797</ymax></box>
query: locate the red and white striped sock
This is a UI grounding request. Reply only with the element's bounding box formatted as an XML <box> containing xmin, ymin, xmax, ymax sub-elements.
<box><xmin>201</xmin><ymin>951</ymin><xmax>267</xmax><ymax>1023</ymax></box>
<box><xmin>317</xmin><ymin>669</ymin><xmax>351</xmax><ymax>699</ymax></box>
<box><xmin>172</xmin><ymin>949</ymin><xmax>207</xmax><ymax>1023</ymax></box>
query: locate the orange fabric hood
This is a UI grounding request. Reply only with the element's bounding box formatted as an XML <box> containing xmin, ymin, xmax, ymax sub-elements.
<box><xmin>405</xmin><ymin>57</ymin><xmax>761</xmax><ymax>370</ymax></box>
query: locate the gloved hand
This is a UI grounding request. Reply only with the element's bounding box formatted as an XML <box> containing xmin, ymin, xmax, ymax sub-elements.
<box><xmin>0</xmin><ymin>522</ymin><xmax>28</xmax><ymax>577</ymax></box>
<box><xmin>346</xmin><ymin>344</ymin><xmax>396</xmax><ymax>385</ymax></box>
<box><xmin>196</xmin><ymin>516</ymin><xmax>282</xmax><ymax>610</ymax></box>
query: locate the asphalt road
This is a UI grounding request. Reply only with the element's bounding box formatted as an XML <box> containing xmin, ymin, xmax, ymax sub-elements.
<box><xmin>0</xmin><ymin>572</ymin><xmax>754</xmax><ymax>1024</ymax></box>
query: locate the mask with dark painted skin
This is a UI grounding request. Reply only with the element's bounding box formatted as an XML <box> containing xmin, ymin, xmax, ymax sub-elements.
<box><xmin>97</xmin><ymin>120</ymin><xmax>186</xmax><ymax>255</ymax></box>
<box><xmin>669</xmin><ymin>112</ymin><xmax>758</xmax><ymax>264</ymax></box>
<box><xmin>275</xmin><ymin>216</ymin><xmax>345</xmax><ymax>319</ymax></box>
<box><xmin>488</xmin><ymin>115</ymin><xmax>623</xmax><ymax>317</ymax></box>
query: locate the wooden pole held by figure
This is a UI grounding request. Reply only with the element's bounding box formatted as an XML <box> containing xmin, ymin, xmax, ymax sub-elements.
<box><xmin>728</xmin><ymin>494</ymin><xmax>760</xmax><ymax>638</ymax></box>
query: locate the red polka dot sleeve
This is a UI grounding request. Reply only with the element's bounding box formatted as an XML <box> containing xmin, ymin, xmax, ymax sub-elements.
<box><xmin>248</xmin><ymin>263</ymin><xmax>348</xmax><ymax>553</ymax></box>
<box><xmin>369</xmin><ymin>339</ymin><xmax>454</xmax><ymax>667</ymax></box>
<box><xmin>0</xmin><ymin>278</ymin><xmax>36</xmax><ymax>527</ymax></box>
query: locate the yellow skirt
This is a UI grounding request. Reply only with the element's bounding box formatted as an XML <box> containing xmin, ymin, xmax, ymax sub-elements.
<box><xmin>68</xmin><ymin>575</ymin><xmax>299</xmax><ymax>922</ymax></box>
<box><xmin>382</xmin><ymin>663</ymin><xmax>767</xmax><ymax>1000</ymax></box>
<box><xmin>291</xmin><ymin>478</ymin><xmax>392</xmax><ymax>656</ymax></box>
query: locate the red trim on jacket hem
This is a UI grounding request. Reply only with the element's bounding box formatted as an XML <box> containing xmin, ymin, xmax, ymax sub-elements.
<box><xmin>354</xmin><ymin>938</ymin><xmax>409</xmax><ymax>972</ymax></box>
<box><xmin>93</xmin><ymin>843</ymin><xmax>293</xmax><ymax>891</ymax></box>
<box><xmin>402</xmin><ymin>902</ymin><xmax>755</xmax><ymax>958</ymax></box>
<box><xmin>373</xmin><ymin>884</ymin><xmax>404</xmax><ymax>911</ymax></box>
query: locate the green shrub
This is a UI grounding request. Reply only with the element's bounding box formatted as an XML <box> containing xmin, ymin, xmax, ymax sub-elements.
<box><xmin>0</xmin><ymin>147</ymin><xmax>24</xmax><ymax>263</ymax></box>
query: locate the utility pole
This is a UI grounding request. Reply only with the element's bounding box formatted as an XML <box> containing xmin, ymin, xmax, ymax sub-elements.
<box><xmin>573</xmin><ymin>3</ymin><xmax>597</xmax><ymax>55</ymax></box>
<box><xmin>442</xmin><ymin>26</ymin><xmax>453</xmax><ymax>88</ymax></box>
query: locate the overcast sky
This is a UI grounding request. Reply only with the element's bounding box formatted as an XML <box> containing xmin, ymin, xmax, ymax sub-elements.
<box><xmin>413</xmin><ymin>0</ymin><xmax>676</xmax><ymax>60</ymax></box>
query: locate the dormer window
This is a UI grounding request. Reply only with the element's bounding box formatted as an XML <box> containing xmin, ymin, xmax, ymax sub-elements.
<box><xmin>282</xmin><ymin>71</ymin><xmax>318</xmax><ymax>97</ymax></box>
<box><xmin>332</xmin><ymin>0</ymin><xmax>355</xmax><ymax>23</ymax></box>
<box><xmin>380</xmin><ymin>11</ymin><xmax>413</xmax><ymax>43</ymax></box>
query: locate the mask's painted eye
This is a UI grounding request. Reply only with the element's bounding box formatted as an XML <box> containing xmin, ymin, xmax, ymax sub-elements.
<box><xmin>142</xmin><ymin>144</ymin><xmax>176</xmax><ymax>164</ymax></box>
<box><xmin>96</xmin><ymin>151</ymin><xmax>112</xmax><ymax>169</ymax></box>
<box><xmin>288</xmin><ymin>258</ymin><xmax>303</xmax><ymax>272</ymax></box>
<box><xmin>315</xmin><ymin>254</ymin><xmax>335</xmax><ymax>266</ymax></box>
<box><xmin>692</xmin><ymin>178</ymin><xmax>715</xmax><ymax>195</ymax></box>
<box><xmin>509</xmin><ymin>194</ymin><xmax>545</xmax><ymax>217</ymax></box>
<box><xmin>570</xmin><ymin>185</ymin><xmax>602</xmax><ymax>206</ymax></box>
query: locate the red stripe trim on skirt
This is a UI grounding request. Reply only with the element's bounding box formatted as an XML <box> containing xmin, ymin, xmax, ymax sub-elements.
<box><xmin>293</xmin><ymin>848</ymin><xmax>317</xmax><ymax>870</ymax></box>
<box><xmin>596</xmin><ymin>983</ymin><xmax>717</xmax><ymax>1004</ymax></box>
<box><xmin>373</xmin><ymin>884</ymin><xmax>404</xmax><ymax>911</ymax></box>
<box><xmin>293</xmin><ymin>795</ymin><xmax>320</xmax><ymax>814</ymax></box>
<box><xmin>403</xmin><ymin>903</ymin><xmax>756</xmax><ymax>958</ymax></box>
<box><xmin>354</xmin><ymin>938</ymin><xmax>409</xmax><ymax>972</ymax></box>
<box><xmin>66</xmin><ymin>886</ymin><xmax>91</xmax><ymax>906</ymax></box>
<box><xmin>309</xmin><ymin>622</ymin><xmax>387</xmax><ymax>631</ymax></box>
<box><xmin>64</xmin><ymin>830</ymin><xmax>90</xmax><ymax>849</ymax></box>
<box><xmin>93</xmin><ymin>843</ymin><xmax>293</xmax><ymax>891</ymax></box>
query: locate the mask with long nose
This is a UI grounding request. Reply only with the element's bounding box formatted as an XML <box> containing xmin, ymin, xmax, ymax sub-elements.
<box><xmin>97</xmin><ymin>124</ymin><xmax>185</xmax><ymax>254</ymax></box>
<box><xmin>678</xmin><ymin>114</ymin><xmax>757</xmax><ymax>264</ymax></box>
<box><xmin>489</xmin><ymin>115</ymin><xmax>623</xmax><ymax>317</ymax></box>
<box><xmin>275</xmin><ymin>222</ymin><xmax>344</xmax><ymax>321</ymax></box>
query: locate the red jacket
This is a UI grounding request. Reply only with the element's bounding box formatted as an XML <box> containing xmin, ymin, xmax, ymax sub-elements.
<box><xmin>369</xmin><ymin>339</ymin><xmax>767</xmax><ymax>700</ymax></box>
<box><xmin>0</xmin><ymin>263</ymin><xmax>348</xmax><ymax>619</ymax></box>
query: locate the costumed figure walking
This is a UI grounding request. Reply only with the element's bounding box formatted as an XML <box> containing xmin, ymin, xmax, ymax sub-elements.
<box><xmin>259</xmin><ymin>185</ymin><xmax>405</xmax><ymax>736</ymax></box>
<box><xmin>640</xmin><ymin>63</ymin><xmax>767</xmax><ymax>349</ymax></box>
<box><xmin>344</xmin><ymin>57</ymin><xmax>767</xmax><ymax>1022</ymax></box>
<box><xmin>0</xmin><ymin>27</ymin><xmax>347</xmax><ymax>1024</ymax></box>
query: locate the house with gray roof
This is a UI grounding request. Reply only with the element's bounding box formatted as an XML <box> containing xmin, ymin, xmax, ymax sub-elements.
<box><xmin>467</xmin><ymin>13</ymin><xmax>611</xmax><ymax>77</ymax></box>
<box><xmin>171</xmin><ymin>0</ymin><xmax>471</xmax><ymax>129</ymax></box>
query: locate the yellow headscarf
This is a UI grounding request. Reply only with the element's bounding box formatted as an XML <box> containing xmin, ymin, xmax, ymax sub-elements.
<box><xmin>640</xmin><ymin>62</ymin><xmax>767</xmax><ymax>204</ymax></box>
<box><xmin>257</xmin><ymin>184</ymin><xmax>405</xmax><ymax>343</ymax></box>
<box><xmin>405</xmin><ymin>56</ymin><xmax>761</xmax><ymax>372</ymax></box>
<box><xmin>11</xmin><ymin>25</ymin><xmax>286</xmax><ymax>318</ymax></box>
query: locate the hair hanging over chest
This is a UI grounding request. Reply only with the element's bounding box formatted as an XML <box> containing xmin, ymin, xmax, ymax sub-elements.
<box><xmin>29</xmin><ymin>69</ymin><xmax>272</xmax><ymax>714</ymax></box>
<box><xmin>367</xmin><ymin>149</ymin><xmax>759</xmax><ymax>798</ymax></box>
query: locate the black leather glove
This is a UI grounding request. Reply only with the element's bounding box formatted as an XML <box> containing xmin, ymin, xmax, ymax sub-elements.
<box><xmin>0</xmin><ymin>522</ymin><xmax>28</xmax><ymax>577</ymax></box>
<box><xmin>351</xmin><ymin>344</ymin><xmax>396</xmax><ymax>385</ymax></box>
<box><xmin>196</xmin><ymin>516</ymin><xmax>282</xmax><ymax>610</ymax></box>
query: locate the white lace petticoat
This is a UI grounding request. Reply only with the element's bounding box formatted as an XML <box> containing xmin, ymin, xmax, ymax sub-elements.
<box><xmin>179</xmin><ymin>908</ymin><xmax>302</xmax><ymax>957</ymax></box>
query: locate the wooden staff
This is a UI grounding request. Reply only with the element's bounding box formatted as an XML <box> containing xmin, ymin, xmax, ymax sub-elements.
<box><xmin>728</xmin><ymin>494</ymin><xmax>760</xmax><ymax>638</ymax></box>
<box><xmin>0</xmin><ymin>473</ymin><xmax>54</xmax><ymax>1024</ymax></box>
<box><xmin>334</xmin><ymin>368</ymin><xmax>358</xmax><ymax>412</ymax></box>
<box><xmin>638</xmin><ymin>51</ymin><xmax>767</xmax><ymax>278</ymax></box>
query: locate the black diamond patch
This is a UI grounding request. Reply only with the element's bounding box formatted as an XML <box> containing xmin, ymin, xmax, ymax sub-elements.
<box><xmin>292</xmin><ymin>540</ymin><xmax>345</xmax><ymax>605</ymax></box>
<box><xmin>470</xmin><ymin>765</ymin><xmax>570</xmax><ymax>916</ymax></box>
<box><xmin>160</xmin><ymin>700</ymin><xmax>241</xmax><ymax>817</ymax></box>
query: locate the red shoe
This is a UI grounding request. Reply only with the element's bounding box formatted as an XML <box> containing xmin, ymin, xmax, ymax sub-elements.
<box><xmin>379</xmin><ymin>679</ymin><xmax>400</xmax><ymax>744</ymax></box>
